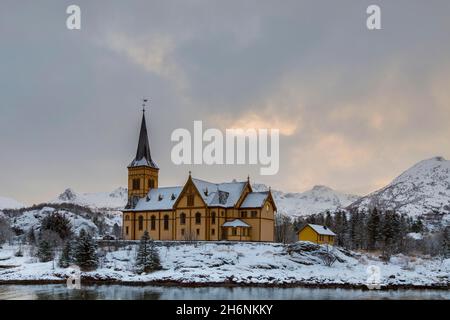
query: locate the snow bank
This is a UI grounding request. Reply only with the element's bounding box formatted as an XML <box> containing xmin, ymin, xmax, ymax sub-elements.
<box><xmin>0</xmin><ymin>242</ymin><xmax>448</xmax><ymax>288</ymax></box>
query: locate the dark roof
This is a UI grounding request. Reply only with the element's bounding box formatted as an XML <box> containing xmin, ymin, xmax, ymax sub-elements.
<box><xmin>129</xmin><ymin>112</ymin><xmax>158</xmax><ymax>168</ymax></box>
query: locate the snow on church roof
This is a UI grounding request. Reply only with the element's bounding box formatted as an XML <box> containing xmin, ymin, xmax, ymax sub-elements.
<box><xmin>307</xmin><ymin>224</ymin><xmax>336</xmax><ymax>236</ymax></box>
<box><xmin>240</xmin><ymin>192</ymin><xmax>269</xmax><ymax>208</ymax></box>
<box><xmin>125</xmin><ymin>177</ymin><xmax>248</xmax><ymax>211</ymax></box>
<box><xmin>222</xmin><ymin>219</ymin><xmax>251</xmax><ymax>228</ymax></box>
<box><xmin>133</xmin><ymin>186</ymin><xmax>182</xmax><ymax>211</ymax></box>
<box><xmin>192</xmin><ymin>178</ymin><xmax>247</xmax><ymax>208</ymax></box>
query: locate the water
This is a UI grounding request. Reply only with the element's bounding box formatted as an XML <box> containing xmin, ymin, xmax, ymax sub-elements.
<box><xmin>0</xmin><ymin>284</ymin><xmax>448</xmax><ymax>300</ymax></box>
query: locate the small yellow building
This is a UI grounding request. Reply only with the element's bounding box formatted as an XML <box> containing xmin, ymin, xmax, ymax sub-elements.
<box><xmin>122</xmin><ymin>109</ymin><xmax>277</xmax><ymax>242</ymax></box>
<box><xmin>298</xmin><ymin>224</ymin><xmax>336</xmax><ymax>245</ymax></box>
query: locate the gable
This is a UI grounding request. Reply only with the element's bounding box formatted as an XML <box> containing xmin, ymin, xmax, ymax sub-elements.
<box><xmin>174</xmin><ymin>178</ymin><xmax>207</xmax><ymax>208</ymax></box>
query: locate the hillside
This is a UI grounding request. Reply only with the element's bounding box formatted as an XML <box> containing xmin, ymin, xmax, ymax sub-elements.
<box><xmin>0</xmin><ymin>196</ymin><xmax>25</xmax><ymax>210</ymax></box>
<box><xmin>349</xmin><ymin>157</ymin><xmax>450</xmax><ymax>220</ymax></box>
<box><xmin>51</xmin><ymin>187</ymin><xmax>127</xmax><ymax>210</ymax></box>
<box><xmin>253</xmin><ymin>184</ymin><xmax>359</xmax><ymax>217</ymax></box>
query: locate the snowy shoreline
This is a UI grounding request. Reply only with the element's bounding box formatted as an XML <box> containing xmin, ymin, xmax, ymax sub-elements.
<box><xmin>1</xmin><ymin>242</ymin><xmax>448</xmax><ymax>289</ymax></box>
<box><xmin>0</xmin><ymin>279</ymin><xmax>448</xmax><ymax>290</ymax></box>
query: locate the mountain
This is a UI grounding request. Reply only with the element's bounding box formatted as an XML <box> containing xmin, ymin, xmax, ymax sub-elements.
<box><xmin>0</xmin><ymin>196</ymin><xmax>25</xmax><ymax>210</ymax></box>
<box><xmin>51</xmin><ymin>187</ymin><xmax>128</xmax><ymax>210</ymax></box>
<box><xmin>252</xmin><ymin>183</ymin><xmax>360</xmax><ymax>217</ymax></box>
<box><xmin>349</xmin><ymin>156</ymin><xmax>450</xmax><ymax>218</ymax></box>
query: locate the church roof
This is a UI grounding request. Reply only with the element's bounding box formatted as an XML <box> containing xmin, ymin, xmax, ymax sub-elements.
<box><xmin>128</xmin><ymin>112</ymin><xmax>158</xmax><ymax>168</ymax></box>
<box><xmin>240</xmin><ymin>191</ymin><xmax>269</xmax><ymax>208</ymax></box>
<box><xmin>124</xmin><ymin>178</ymin><xmax>249</xmax><ymax>211</ymax></box>
<box><xmin>132</xmin><ymin>186</ymin><xmax>182</xmax><ymax>211</ymax></box>
<box><xmin>192</xmin><ymin>178</ymin><xmax>247</xmax><ymax>208</ymax></box>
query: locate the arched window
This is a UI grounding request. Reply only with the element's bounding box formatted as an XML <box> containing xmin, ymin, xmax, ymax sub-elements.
<box><xmin>164</xmin><ymin>215</ymin><xmax>169</xmax><ymax>230</ymax></box>
<box><xmin>138</xmin><ymin>215</ymin><xmax>144</xmax><ymax>231</ymax></box>
<box><xmin>125</xmin><ymin>215</ymin><xmax>130</xmax><ymax>221</ymax></box>
<box><xmin>180</xmin><ymin>213</ymin><xmax>186</xmax><ymax>225</ymax></box>
<box><xmin>211</xmin><ymin>212</ymin><xmax>216</xmax><ymax>225</ymax></box>
<box><xmin>195</xmin><ymin>212</ymin><xmax>201</xmax><ymax>225</ymax></box>
<box><xmin>150</xmin><ymin>215</ymin><xmax>156</xmax><ymax>230</ymax></box>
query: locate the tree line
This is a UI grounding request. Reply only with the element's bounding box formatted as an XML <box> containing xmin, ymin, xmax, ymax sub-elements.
<box><xmin>276</xmin><ymin>208</ymin><xmax>449</xmax><ymax>260</ymax></box>
<box><xmin>0</xmin><ymin>212</ymin><xmax>161</xmax><ymax>273</ymax></box>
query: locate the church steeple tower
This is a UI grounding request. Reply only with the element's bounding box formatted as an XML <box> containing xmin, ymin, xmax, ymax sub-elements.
<box><xmin>127</xmin><ymin>100</ymin><xmax>159</xmax><ymax>207</ymax></box>
<box><xmin>129</xmin><ymin>109</ymin><xmax>158</xmax><ymax>168</ymax></box>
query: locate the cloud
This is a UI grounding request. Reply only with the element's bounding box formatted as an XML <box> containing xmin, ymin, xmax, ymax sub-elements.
<box><xmin>105</xmin><ymin>32</ymin><xmax>186</xmax><ymax>91</ymax></box>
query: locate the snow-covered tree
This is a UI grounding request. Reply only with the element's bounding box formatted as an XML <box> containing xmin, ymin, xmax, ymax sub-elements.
<box><xmin>135</xmin><ymin>231</ymin><xmax>161</xmax><ymax>273</ymax></box>
<box><xmin>112</xmin><ymin>223</ymin><xmax>121</xmax><ymax>239</ymax></box>
<box><xmin>58</xmin><ymin>240</ymin><xmax>73</xmax><ymax>268</ymax></box>
<box><xmin>74</xmin><ymin>229</ymin><xmax>98</xmax><ymax>271</ymax></box>
<box><xmin>40</xmin><ymin>212</ymin><xmax>73</xmax><ymax>241</ymax></box>
<box><xmin>27</xmin><ymin>226</ymin><xmax>36</xmax><ymax>245</ymax></box>
<box><xmin>367</xmin><ymin>208</ymin><xmax>381</xmax><ymax>250</ymax></box>
<box><xmin>0</xmin><ymin>217</ymin><xmax>13</xmax><ymax>246</ymax></box>
<box><xmin>37</xmin><ymin>239</ymin><xmax>54</xmax><ymax>262</ymax></box>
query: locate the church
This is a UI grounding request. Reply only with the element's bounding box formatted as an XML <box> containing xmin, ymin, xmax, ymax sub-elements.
<box><xmin>122</xmin><ymin>109</ymin><xmax>276</xmax><ymax>242</ymax></box>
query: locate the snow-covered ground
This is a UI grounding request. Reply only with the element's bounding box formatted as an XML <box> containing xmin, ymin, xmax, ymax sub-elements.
<box><xmin>0</xmin><ymin>242</ymin><xmax>448</xmax><ymax>288</ymax></box>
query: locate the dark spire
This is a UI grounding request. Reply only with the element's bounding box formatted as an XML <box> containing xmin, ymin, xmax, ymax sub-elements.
<box><xmin>129</xmin><ymin>99</ymin><xmax>158</xmax><ymax>168</ymax></box>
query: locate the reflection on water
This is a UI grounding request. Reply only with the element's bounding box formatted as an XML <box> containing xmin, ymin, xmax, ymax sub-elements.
<box><xmin>0</xmin><ymin>284</ymin><xmax>448</xmax><ymax>300</ymax></box>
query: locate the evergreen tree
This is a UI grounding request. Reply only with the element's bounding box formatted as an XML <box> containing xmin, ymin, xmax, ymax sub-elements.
<box><xmin>37</xmin><ymin>239</ymin><xmax>54</xmax><ymax>262</ymax></box>
<box><xmin>27</xmin><ymin>227</ymin><xmax>36</xmax><ymax>245</ymax></box>
<box><xmin>367</xmin><ymin>208</ymin><xmax>381</xmax><ymax>250</ymax></box>
<box><xmin>349</xmin><ymin>210</ymin><xmax>364</xmax><ymax>249</ymax></box>
<box><xmin>324</xmin><ymin>211</ymin><xmax>333</xmax><ymax>228</ymax></box>
<box><xmin>411</xmin><ymin>218</ymin><xmax>424</xmax><ymax>233</ymax></box>
<box><xmin>135</xmin><ymin>231</ymin><xmax>161</xmax><ymax>273</ymax></box>
<box><xmin>41</xmin><ymin>212</ymin><xmax>73</xmax><ymax>241</ymax></box>
<box><xmin>112</xmin><ymin>223</ymin><xmax>121</xmax><ymax>239</ymax></box>
<box><xmin>59</xmin><ymin>240</ymin><xmax>73</xmax><ymax>268</ymax></box>
<box><xmin>441</xmin><ymin>226</ymin><xmax>450</xmax><ymax>259</ymax></box>
<box><xmin>74</xmin><ymin>229</ymin><xmax>98</xmax><ymax>271</ymax></box>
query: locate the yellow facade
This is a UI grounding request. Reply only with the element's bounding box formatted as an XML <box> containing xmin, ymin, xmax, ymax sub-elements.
<box><xmin>122</xmin><ymin>110</ymin><xmax>276</xmax><ymax>242</ymax></box>
<box><xmin>298</xmin><ymin>225</ymin><xmax>335</xmax><ymax>245</ymax></box>
<box><xmin>123</xmin><ymin>175</ymin><xmax>276</xmax><ymax>242</ymax></box>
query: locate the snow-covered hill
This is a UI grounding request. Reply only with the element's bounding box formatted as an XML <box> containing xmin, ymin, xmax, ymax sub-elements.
<box><xmin>252</xmin><ymin>184</ymin><xmax>359</xmax><ymax>217</ymax></box>
<box><xmin>51</xmin><ymin>187</ymin><xmax>127</xmax><ymax>210</ymax></box>
<box><xmin>0</xmin><ymin>196</ymin><xmax>25</xmax><ymax>210</ymax></box>
<box><xmin>349</xmin><ymin>156</ymin><xmax>450</xmax><ymax>217</ymax></box>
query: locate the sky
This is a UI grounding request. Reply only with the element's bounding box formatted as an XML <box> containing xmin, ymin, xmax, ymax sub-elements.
<box><xmin>1</xmin><ymin>0</ymin><xmax>450</xmax><ymax>205</ymax></box>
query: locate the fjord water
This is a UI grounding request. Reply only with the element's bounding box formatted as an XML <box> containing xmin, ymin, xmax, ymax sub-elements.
<box><xmin>0</xmin><ymin>284</ymin><xmax>448</xmax><ymax>300</ymax></box>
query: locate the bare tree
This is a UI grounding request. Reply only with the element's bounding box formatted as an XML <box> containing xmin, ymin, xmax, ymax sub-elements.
<box><xmin>320</xmin><ymin>244</ymin><xmax>337</xmax><ymax>267</ymax></box>
<box><xmin>0</xmin><ymin>217</ymin><xmax>13</xmax><ymax>246</ymax></box>
<box><xmin>275</xmin><ymin>213</ymin><xmax>296</xmax><ymax>244</ymax></box>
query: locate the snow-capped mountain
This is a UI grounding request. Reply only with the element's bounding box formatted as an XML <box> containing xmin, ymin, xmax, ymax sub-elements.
<box><xmin>252</xmin><ymin>183</ymin><xmax>360</xmax><ymax>217</ymax></box>
<box><xmin>0</xmin><ymin>196</ymin><xmax>25</xmax><ymax>210</ymax></box>
<box><xmin>349</xmin><ymin>156</ymin><xmax>450</xmax><ymax>217</ymax></box>
<box><xmin>51</xmin><ymin>187</ymin><xmax>128</xmax><ymax>210</ymax></box>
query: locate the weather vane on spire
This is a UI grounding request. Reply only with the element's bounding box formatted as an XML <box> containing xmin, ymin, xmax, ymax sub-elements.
<box><xmin>142</xmin><ymin>98</ymin><xmax>149</xmax><ymax>113</ymax></box>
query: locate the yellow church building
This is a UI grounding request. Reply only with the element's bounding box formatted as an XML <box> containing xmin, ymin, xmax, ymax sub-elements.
<box><xmin>122</xmin><ymin>110</ymin><xmax>277</xmax><ymax>242</ymax></box>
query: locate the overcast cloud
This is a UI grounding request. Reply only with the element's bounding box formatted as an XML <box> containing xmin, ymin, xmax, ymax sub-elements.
<box><xmin>1</xmin><ymin>0</ymin><xmax>450</xmax><ymax>204</ymax></box>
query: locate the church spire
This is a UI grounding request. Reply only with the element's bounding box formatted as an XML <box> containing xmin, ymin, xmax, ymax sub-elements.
<box><xmin>129</xmin><ymin>99</ymin><xmax>158</xmax><ymax>168</ymax></box>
